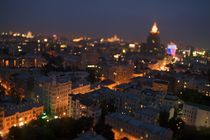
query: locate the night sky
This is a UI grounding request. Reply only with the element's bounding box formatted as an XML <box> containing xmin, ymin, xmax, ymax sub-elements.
<box><xmin>0</xmin><ymin>0</ymin><xmax>210</xmax><ymax>49</ymax></box>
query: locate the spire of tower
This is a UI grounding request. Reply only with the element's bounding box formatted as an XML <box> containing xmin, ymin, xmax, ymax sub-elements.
<box><xmin>150</xmin><ymin>22</ymin><xmax>159</xmax><ymax>34</ymax></box>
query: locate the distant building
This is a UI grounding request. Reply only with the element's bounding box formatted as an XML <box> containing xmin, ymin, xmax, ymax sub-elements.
<box><xmin>80</xmin><ymin>49</ymin><xmax>99</xmax><ymax>70</ymax></box>
<box><xmin>106</xmin><ymin>113</ymin><xmax>173</xmax><ymax>140</ymax></box>
<box><xmin>147</xmin><ymin>22</ymin><xmax>160</xmax><ymax>49</ymax></box>
<box><xmin>141</xmin><ymin>22</ymin><xmax>165</xmax><ymax>55</ymax></box>
<box><xmin>103</xmin><ymin>35</ymin><xmax>122</xmax><ymax>43</ymax></box>
<box><xmin>20</xmin><ymin>54</ymin><xmax>46</xmax><ymax>68</ymax></box>
<box><xmin>62</xmin><ymin>55</ymin><xmax>81</xmax><ymax>70</ymax></box>
<box><xmin>68</xmin><ymin>94</ymin><xmax>101</xmax><ymax>123</ymax></box>
<box><xmin>0</xmin><ymin>101</ymin><xmax>43</xmax><ymax>136</ymax></box>
<box><xmin>103</xmin><ymin>63</ymin><xmax>133</xmax><ymax>84</ymax></box>
<box><xmin>0</xmin><ymin>55</ymin><xmax>46</xmax><ymax>68</ymax></box>
<box><xmin>182</xmin><ymin>103</ymin><xmax>210</xmax><ymax>127</ymax></box>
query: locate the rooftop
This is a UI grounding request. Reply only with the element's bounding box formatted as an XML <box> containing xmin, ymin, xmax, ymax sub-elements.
<box><xmin>107</xmin><ymin>113</ymin><xmax>171</xmax><ymax>137</ymax></box>
<box><xmin>136</xmin><ymin>107</ymin><xmax>159</xmax><ymax>117</ymax></box>
<box><xmin>1</xmin><ymin>100</ymin><xmax>43</xmax><ymax>117</ymax></box>
<box><xmin>70</xmin><ymin>94</ymin><xmax>94</xmax><ymax>106</ymax></box>
<box><xmin>153</xmin><ymin>79</ymin><xmax>168</xmax><ymax>85</ymax></box>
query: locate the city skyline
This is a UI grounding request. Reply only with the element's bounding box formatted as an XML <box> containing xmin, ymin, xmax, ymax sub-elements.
<box><xmin>0</xmin><ymin>1</ymin><xmax>210</xmax><ymax>139</ymax></box>
<box><xmin>0</xmin><ymin>0</ymin><xmax>210</xmax><ymax>49</ymax></box>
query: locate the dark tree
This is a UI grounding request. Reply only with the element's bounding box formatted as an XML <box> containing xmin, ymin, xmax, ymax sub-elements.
<box><xmin>8</xmin><ymin>117</ymin><xmax>93</xmax><ymax>140</ymax></box>
<box><xmin>179</xmin><ymin>89</ymin><xmax>210</xmax><ymax>107</ymax></box>
<box><xmin>178</xmin><ymin>125</ymin><xmax>210</xmax><ymax>140</ymax></box>
<box><xmin>95</xmin><ymin>121</ymin><xmax>114</xmax><ymax>140</ymax></box>
<box><xmin>8</xmin><ymin>127</ymin><xmax>23</xmax><ymax>140</ymax></box>
<box><xmin>94</xmin><ymin>114</ymin><xmax>114</xmax><ymax>140</ymax></box>
<box><xmin>169</xmin><ymin>117</ymin><xmax>185</xmax><ymax>136</ymax></box>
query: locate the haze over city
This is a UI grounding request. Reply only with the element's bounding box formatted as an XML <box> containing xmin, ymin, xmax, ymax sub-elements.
<box><xmin>1</xmin><ymin>0</ymin><xmax>210</xmax><ymax>48</ymax></box>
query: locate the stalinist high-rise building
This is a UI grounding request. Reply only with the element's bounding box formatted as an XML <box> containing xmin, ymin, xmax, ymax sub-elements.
<box><xmin>147</xmin><ymin>22</ymin><xmax>160</xmax><ymax>50</ymax></box>
<box><xmin>141</xmin><ymin>22</ymin><xmax>165</xmax><ymax>55</ymax></box>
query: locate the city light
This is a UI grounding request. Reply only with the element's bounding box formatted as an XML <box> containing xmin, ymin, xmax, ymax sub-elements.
<box><xmin>129</xmin><ymin>44</ymin><xmax>135</xmax><ymax>48</ymax></box>
<box><xmin>0</xmin><ymin>2</ymin><xmax>209</xmax><ymax>139</ymax></box>
<box><xmin>26</xmin><ymin>31</ymin><xmax>34</xmax><ymax>38</ymax></box>
<box><xmin>44</xmin><ymin>38</ymin><xmax>48</xmax><ymax>42</ymax></box>
<box><xmin>150</xmin><ymin>22</ymin><xmax>159</xmax><ymax>34</ymax></box>
<box><xmin>106</xmin><ymin>35</ymin><xmax>121</xmax><ymax>42</ymax></box>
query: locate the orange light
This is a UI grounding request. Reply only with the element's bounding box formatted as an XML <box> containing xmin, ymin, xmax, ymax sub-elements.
<box><xmin>150</xmin><ymin>22</ymin><xmax>159</xmax><ymax>34</ymax></box>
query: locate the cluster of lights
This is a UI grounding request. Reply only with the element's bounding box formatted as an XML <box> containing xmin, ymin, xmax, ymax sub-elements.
<box><xmin>11</xmin><ymin>32</ymin><xmax>34</xmax><ymax>39</ymax></box>
<box><xmin>73</xmin><ymin>37</ymin><xmax>91</xmax><ymax>43</ymax></box>
<box><xmin>192</xmin><ymin>50</ymin><xmax>206</xmax><ymax>57</ymax></box>
<box><xmin>129</xmin><ymin>44</ymin><xmax>135</xmax><ymax>49</ymax></box>
<box><xmin>87</xmin><ymin>65</ymin><xmax>97</xmax><ymax>68</ymax></box>
<box><xmin>106</xmin><ymin>35</ymin><xmax>121</xmax><ymax>42</ymax></box>
<box><xmin>100</xmin><ymin>35</ymin><xmax>121</xmax><ymax>43</ymax></box>
<box><xmin>1</xmin><ymin>32</ymin><xmax>8</xmax><ymax>35</ymax></box>
<box><xmin>182</xmin><ymin>50</ymin><xmax>191</xmax><ymax>58</ymax></box>
<box><xmin>113</xmin><ymin>54</ymin><xmax>121</xmax><ymax>61</ymax></box>
<box><xmin>60</xmin><ymin>44</ymin><xmax>67</xmax><ymax>51</ymax></box>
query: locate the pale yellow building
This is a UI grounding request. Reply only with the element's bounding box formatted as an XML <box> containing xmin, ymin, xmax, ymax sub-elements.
<box><xmin>68</xmin><ymin>94</ymin><xmax>101</xmax><ymax>123</ymax></box>
<box><xmin>72</xmin><ymin>82</ymin><xmax>91</xmax><ymax>95</ymax></box>
<box><xmin>0</xmin><ymin>102</ymin><xmax>43</xmax><ymax>136</ymax></box>
<box><xmin>182</xmin><ymin>103</ymin><xmax>210</xmax><ymax>127</ymax></box>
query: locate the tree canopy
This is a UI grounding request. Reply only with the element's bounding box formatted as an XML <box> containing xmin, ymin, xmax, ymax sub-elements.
<box><xmin>8</xmin><ymin>117</ymin><xmax>93</xmax><ymax>140</ymax></box>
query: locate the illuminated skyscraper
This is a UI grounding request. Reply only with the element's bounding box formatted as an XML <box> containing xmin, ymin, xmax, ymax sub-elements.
<box><xmin>141</xmin><ymin>22</ymin><xmax>165</xmax><ymax>55</ymax></box>
<box><xmin>147</xmin><ymin>22</ymin><xmax>160</xmax><ymax>49</ymax></box>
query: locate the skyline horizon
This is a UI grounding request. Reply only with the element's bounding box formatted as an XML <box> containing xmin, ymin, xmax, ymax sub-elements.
<box><xmin>1</xmin><ymin>24</ymin><xmax>207</xmax><ymax>49</ymax></box>
<box><xmin>1</xmin><ymin>0</ymin><xmax>210</xmax><ymax>49</ymax></box>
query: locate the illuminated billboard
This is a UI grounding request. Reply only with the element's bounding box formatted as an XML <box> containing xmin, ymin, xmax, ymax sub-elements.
<box><xmin>167</xmin><ymin>43</ymin><xmax>177</xmax><ymax>57</ymax></box>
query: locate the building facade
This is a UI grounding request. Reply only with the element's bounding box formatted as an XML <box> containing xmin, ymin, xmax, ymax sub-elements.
<box><xmin>106</xmin><ymin>113</ymin><xmax>173</xmax><ymax>140</ymax></box>
<box><xmin>68</xmin><ymin>94</ymin><xmax>101</xmax><ymax>123</ymax></box>
<box><xmin>103</xmin><ymin>64</ymin><xmax>133</xmax><ymax>84</ymax></box>
<box><xmin>0</xmin><ymin>101</ymin><xmax>43</xmax><ymax>136</ymax></box>
<box><xmin>182</xmin><ymin>103</ymin><xmax>210</xmax><ymax>127</ymax></box>
<box><xmin>34</xmin><ymin>75</ymin><xmax>71</xmax><ymax>116</ymax></box>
